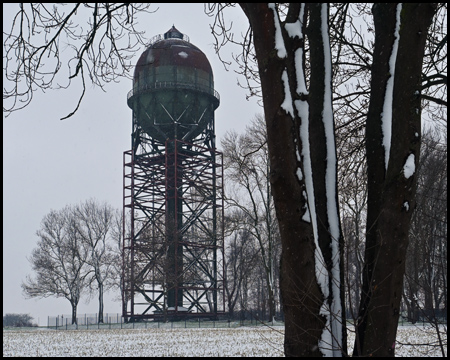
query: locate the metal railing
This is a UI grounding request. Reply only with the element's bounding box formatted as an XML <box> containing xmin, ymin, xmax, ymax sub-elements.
<box><xmin>127</xmin><ymin>81</ymin><xmax>220</xmax><ymax>104</ymax></box>
<box><xmin>147</xmin><ymin>32</ymin><xmax>190</xmax><ymax>47</ymax></box>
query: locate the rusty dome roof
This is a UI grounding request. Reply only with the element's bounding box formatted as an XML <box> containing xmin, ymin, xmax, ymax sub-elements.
<box><xmin>133</xmin><ymin>26</ymin><xmax>213</xmax><ymax>82</ymax></box>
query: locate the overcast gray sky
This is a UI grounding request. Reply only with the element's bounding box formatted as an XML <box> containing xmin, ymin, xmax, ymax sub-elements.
<box><xmin>3</xmin><ymin>3</ymin><xmax>261</xmax><ymax>326</ymax></box>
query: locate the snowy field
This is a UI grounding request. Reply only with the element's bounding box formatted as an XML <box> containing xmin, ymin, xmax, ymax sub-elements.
<box><xmin>3</xmin><ymin>325</ymin><xmax>446</xmax><ymax>357</ymax></box>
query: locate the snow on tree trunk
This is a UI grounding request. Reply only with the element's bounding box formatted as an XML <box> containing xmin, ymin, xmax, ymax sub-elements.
<box><xmin>241</xmin><ymin>3</ymin><xmax>327</xmax><ymax>356</ymax></box>
<box><xmin>307</xmin><ymin>4</ymin><xmax>344</xmax><ymax>356</ymax></box>
<box><xmin>240</xmin><ymin>3</ymin><xmax>346</xmax><ymax>356</ymax></box>
<box><xmin>381</xmin><ymin>4</ymin><xmax>402</xmax><ymax>173</ymax></box>
<box><xmin>356</xmin><ymin>3</ymin><xmax>436</xmax><ymax>356</ymax></box>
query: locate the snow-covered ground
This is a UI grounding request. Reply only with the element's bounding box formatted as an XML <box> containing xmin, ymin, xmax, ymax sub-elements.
<box><xmin>3</xmin><ymin>325</ymin><xmax>446</xmax><ymax>357</ymax></box>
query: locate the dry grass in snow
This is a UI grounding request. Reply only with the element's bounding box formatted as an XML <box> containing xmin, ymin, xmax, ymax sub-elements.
<box><xmin>3</xmin><ymin>325</ymin><xmax>446</xmax><ymax>357</ymax></box>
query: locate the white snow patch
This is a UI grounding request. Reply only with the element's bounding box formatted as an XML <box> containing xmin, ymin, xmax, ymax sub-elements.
<box><xmin>268</xmin><ymin>3</ymin><xmax>286</xmax><ymax>58</ymax></box>
<box><xmin>381</xmin><ymin>4</ymin><xmax>402</xmax><ymax>172</ymax></box>
<box><xmin>296</xmin><ymin>168</ymin><xmax>303</xmax><ymax>182</ymax></box>
<box><xmin>302</xmin><ymin>191</ymin><xmax>311</xmax><ymax>222</ymax></box>
<box><xmin>295</xmin><ymin>100</ymin><xmax>309</xmax><ymax>122</ymax></box>
<box><xmin>285</xmin><ymin>20</ymin><xmax>302</xmax><ymax>39</ymax></box>
<box><xmin>318</xmin><ymin>4</ymin><xmax>342</xmax><ymax>356</ymax></box>
<box><xmin>286</xmin><ymin>4</ymin><xmax>306</xmax><ymax>40</ymax></box>
<box><xmin>295</xmin><ymin>49</ymin><xmax>308</xmax><ymax>95</ymax></box>
<box><xmin>146</xmin><ymin>50</ymin><xmax>155</xmax><ymax>63</ymax></box>
<box><xmin>295</xmin><ymin>148</ymin><xmax>301</xmax><ymax>162</ymax></box>
<box><xmin>281</xmin><ymin>69</ymin><xmax>294</xmax><ymax>117</ymax></box>
<box><xmin>295</xmin><ymin>99</ymin><xmax>320</xmax><ymax>240</ymax></box>
<box><xmin>403</xmin><ymin>201</ymin><xmax>410</xmax><ymax>212</ymax></box>
<box><xmin>292</xmin><ymin>4</ymin><xmax>308</xmax><ymax>97</ymax></box>
<box><xmin>285</xmin><ymin>3</ymin><xmax>305</xmax><ymax>39</ymax></box>
<box><xmin>178</xmin><ymin>51</ymin><xmax>188</xmax><ymax>58</ymax></box>
<box><xmin>403</xmin><ymin>154</ymin><xmax>415</xmax><ymax>179</ymax></box>
<box><xmin>302</xmin><ymin>210</ymin><xmax>311</xmax><ymax>223</ymax></box>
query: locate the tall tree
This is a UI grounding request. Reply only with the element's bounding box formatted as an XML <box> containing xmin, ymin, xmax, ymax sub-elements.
<box><xmin>238</xmin><ymin>4</ymin><xmax>345</xmax><ymax>356</ymax></box>
<box><xmin>222</xmin><ymin>114</ymin><xmax>280</xmax><ymax>322</ymax></box>
<box><xmin>223</xmin><ymin>218</ymin><xmax>260</xmax><ymax>318</ymax></box>
<box><xmin>74</xmin><ymin>198</ymin><xmax>116</xmax><ymax>324</ymax></box>
<box><xmin>355</xmin><ymin>4</ymin><xmax>437</xmax><ymax>356</ymax></box>
<box><xmin>22</xmin><ymin>206</ymin><xmax>89</xmax><ymax>324</ymax></box>
<box><xmin>403</xmin><ymin>128</ymin><xmax>447</xmax><ymax>356</ymax></box>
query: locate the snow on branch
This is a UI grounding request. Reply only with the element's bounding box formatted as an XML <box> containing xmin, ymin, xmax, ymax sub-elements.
<box><xmin>281</xmin><ymin>69</ymin><xmax>295</xmax><ymax>117</ymax></box>
<box><xmin>268</xmin><ymin>3</ymin><xmax>287</xmax><ymax>58</ymax></box>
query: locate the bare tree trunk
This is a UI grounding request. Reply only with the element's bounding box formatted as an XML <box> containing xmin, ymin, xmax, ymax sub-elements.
<box><xmin>71</xmin><ymin>302</ymin><xmax>77</xmax><ymax>325</ymax></box>
<box><xmin>240</xmin><ymin>3</ymin><xmax>326</xmax><ymax>356</ymax></box>
<box><xmin>307</xmin><ymin>4</ymin><xmax>346</xmax><ymax>355</ymax></box>
<box><xmin>98</xmin><ymin>282</ymin><xmax>104</xmax><ymax>323</ymax></box>
<box><xmin>355</xmin><ymin>3</ymin><xmax>436</xmax><ymax>356</ymax></box>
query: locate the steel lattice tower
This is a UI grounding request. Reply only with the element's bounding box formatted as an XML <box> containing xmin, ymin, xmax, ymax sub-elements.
<box><xmin>122</xmin><ymin>26</ymin><xmax>225</xmax><ymax>321</ymax></box>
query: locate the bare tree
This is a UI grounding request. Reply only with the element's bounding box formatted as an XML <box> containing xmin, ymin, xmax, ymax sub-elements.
<box><xmin>22</xmin><ymin>206</ymin><xmax>89</xmax><ymax>324</ymax></box>
<box><xmin>354</xmin><ymin>4</ymin><xmax>437</xmax><ymax>356</ymax></box>
<box><xmin>223</xmin><ymin>210</ymin><xmax>264</xmax><ymax>319</ymax></box>
<box><xmin>221</xmin><ymin>114</ymin><xmax>280</xmax><ymax>322</ymax></box>
<box><xmin>108</xmin><ymin>208</ymin><xmax>131</xmax><ymax>316</ymax></box>
<box><xmin>3</xmin><ymin>3</ymin><xmax>153</xmax><ymax>119</ymax></box>
<box><xmin>403</xmin><ymin>128</ymin><xmax>447</xmax><ymax>356</ymax></box>
<box><xmin>74</xmin><ymin>198</ymin><xmax>116</xmax><ymax>324</ymax></box>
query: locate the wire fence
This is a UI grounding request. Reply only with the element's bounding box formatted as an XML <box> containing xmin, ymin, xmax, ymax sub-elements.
<box><xmin>47</xmin><ymin>311</ymin><xmax>285</xmax><ymax>331</ymax></box>
<box><xmin>47</xmin><ymin>310</ymin><xmax>446</xmax><ymax>331</ymax></box>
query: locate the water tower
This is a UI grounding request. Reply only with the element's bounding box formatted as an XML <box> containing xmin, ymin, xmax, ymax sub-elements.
<box><xmin>122</xmin><ymin>26</ymin><xmax>225</xmax><ymax>321</ymax></box>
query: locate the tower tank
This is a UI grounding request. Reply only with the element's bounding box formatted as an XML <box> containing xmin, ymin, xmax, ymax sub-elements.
<box><xmin>123</xmin><ymin>26</ymin><xmax>225</xmax><ymax>321</ymax></box>
<box><xmin>127</xmin><ymin>26</ymin><xmax>220</xmax><ymax>143</ymax></box>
